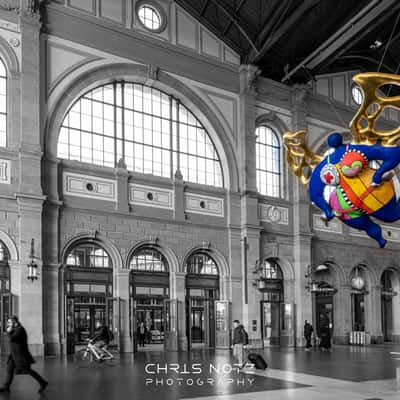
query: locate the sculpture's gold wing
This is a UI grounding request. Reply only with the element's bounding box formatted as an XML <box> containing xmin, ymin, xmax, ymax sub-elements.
<box><xmin>283</xmin><ymin>130</ymin><xmax>323</xmax><ymax>185</ymax></box>
<box><xmin>350</xmin><ymin>72</ymin><xmax>400</xmax><ymax>146</ymax></box>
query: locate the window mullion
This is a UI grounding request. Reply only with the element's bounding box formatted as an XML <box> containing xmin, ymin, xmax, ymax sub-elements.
<box><xmin>176</xmin><ymin>99</ymin><xmax>180</xmax><ymax>173</ymax></box>
<box><xmin>121</xmin><ymin>81</ymin><xmax>125</xmax><ymax>164</ymax></box>
<box><xmin>169</xmin><ymin>97</ymin><xmax>173</xmax><ymax>178</ymax></box>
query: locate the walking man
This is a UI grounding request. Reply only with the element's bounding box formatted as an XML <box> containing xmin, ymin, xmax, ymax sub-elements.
<box><xmin>304</xmin><ymin>320</ymin><xmax>313</xmax><ymax>350</ymax></box>
<box><xmin>232</xmin><ymin>319</ymin><xmax>247</xmax><ymax>368</ymax></box>
<box><xmin>0</xmin><ymin>316</ymin><xmax>48</xmax><ymax>393</ymax></box>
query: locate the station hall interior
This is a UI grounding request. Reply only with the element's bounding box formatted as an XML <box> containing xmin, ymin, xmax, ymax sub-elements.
<box><xmin>1</xmin><ymin>0</ymin><xmax>400</xmax><ymax>398</ymax></box>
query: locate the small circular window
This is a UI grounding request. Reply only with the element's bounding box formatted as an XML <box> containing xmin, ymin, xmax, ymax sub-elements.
<box><xmin>136</xmin><ymin>2</ymin><xmax>166</xmax><ymax>33</ymax></box>
<box><xmin>352</xmin><ymin>85</ymin><xmax>363</xmax><ymax>105</ymax></box>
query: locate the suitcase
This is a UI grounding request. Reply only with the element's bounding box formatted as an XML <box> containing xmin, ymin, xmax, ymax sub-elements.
<box><xmin>248</xmin><ymin>353</ymin><xmax>268</xmax><ymax>369</ymax></box>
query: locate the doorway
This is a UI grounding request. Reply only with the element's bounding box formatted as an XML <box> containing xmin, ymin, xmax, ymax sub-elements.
<box><xmin>74</xmin><ymin>304</ymin><xmax>106</xmax><ymax>343</ymax></box>
<box><xmin>261</xmin><ymin>301</ymin><xmax>281</xmax><ymax>346</ymax></box>
<box><xmin>315</xmin><ymin>293</ymin><xmax>334</xmax><ymax>336</ymax></box>
<box><xmin>186</xmin><ymin>290</ymin><xmax>216</xmax><ymax>347</ymax></box>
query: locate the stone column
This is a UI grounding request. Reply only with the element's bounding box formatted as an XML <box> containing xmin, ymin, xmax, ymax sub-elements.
<box><xmin>291</xmin><ymin>85</ymin><xmax>313</xmax><ymax>347</ymax></box>
<box><xmin>173</xmin><ymin>170</ymin><xmax>185</xmax><ymax>222</ymax></box>
<box><xmin>115</xmin><ymin>162</ymin><xmax>129</xmax><ymax>213</ymax></box>
<box><xmin>369</xmin><ymin>285</ymin><xmax>383</xmax><ymax>344</ymax></box>
<box><xmin>334</xmin><ymin>284</ymin><xmax>352</xmax><ymax>344</ymax></box>
<box><xmin>115</xmin><ymin>270</ymin><xmax>131</xmax><ymax>352</ymax></box>
<box><xmin>238</xmin><ymin>65</ymin><xmax>261</xmax><ymax>339</ymax></box>
<box><xmin>175</xmin><ymin>272</ymin><xmax>187</xmax><ymax>350</ymax></box>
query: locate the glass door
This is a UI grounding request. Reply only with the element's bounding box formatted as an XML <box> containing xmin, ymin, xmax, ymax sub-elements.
<box><xmin>65</xmin><ymin>296</ymin><xmax>75</xmax><ymax>354</ymax></box>
<box><xmin>215</xmin><ymin>300</ymin><xmax>231</xmax><ymax>349</ymax></box>
<box><xmin>261</xmin><ymin>301</ymin><xmax>281</xmax><ymax>346</ymax></box>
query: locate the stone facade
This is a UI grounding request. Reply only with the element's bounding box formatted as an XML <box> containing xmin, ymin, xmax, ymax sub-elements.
<box><xmin>0</xmin><ymin>1</ymin><xmax>398</xmax><ymax>356</ymax></box>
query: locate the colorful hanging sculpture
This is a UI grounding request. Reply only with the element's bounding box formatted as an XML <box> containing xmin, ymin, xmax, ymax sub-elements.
<box><xmin>284</xmin><ymin>72</ymin><xmax>400</xmax><ymax>248</ymax></box>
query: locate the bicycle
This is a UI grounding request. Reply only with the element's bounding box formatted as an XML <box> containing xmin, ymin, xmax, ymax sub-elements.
<box><xmin>75</xmin><ymin>339</ymin><xmax>116</xmax><ymax>366</ymax></box>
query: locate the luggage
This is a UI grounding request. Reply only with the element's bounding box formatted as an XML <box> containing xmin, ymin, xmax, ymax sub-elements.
<box><xmin>248</xmin><ymin>353</ymin><xmax>268</xmax><ymax>369</ymax></box>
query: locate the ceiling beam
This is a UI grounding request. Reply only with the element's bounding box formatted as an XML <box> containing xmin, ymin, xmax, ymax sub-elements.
<box><xmin>247</xmin><ymin>0</ymin><xmax>321</xmax><ymax>64</ymax></box>
<box><xmin>208</xmin><ymin>0</ymin><xmax>259</xmax><ymax>55</ymax></box>
<box><xmin>200</xmin><ymin>0</ymin><xmax>210</xmax><ymax>17</ymax></box>
<box><xmin>222</xmin><ymin>0</ymin><xmax>246</xmax><ymax>36</ymax></box>
<box><xmin>281</xmin><ymin>0</ymin><xmax>398</xmax><ymax>82</ymax></box>
<box><xmin>324</xmin><ymin>6</ymin><xmax>400</xmax><ymax>70</ymax></box>
<box><xmin>174</xmin><ymin>0</ymin><xmax>243</xmax><ymax>55</ymax></box>
<box><xmin>246</xmin><ymin>0</ymin><xmax>291</xmax><ymax>62</ymax></box>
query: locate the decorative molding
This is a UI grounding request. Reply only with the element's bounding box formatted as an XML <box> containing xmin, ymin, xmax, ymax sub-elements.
<box><xmin>129</xmin><ymin>183</ymin><xmax>173</xmax><ymax>210</ymax></box>
<box><xmin>63</xmin><ymin>172</ymin><xmax>116</xmax><ymax>201</ymax></box>
<box><xmin>185</xmin><ymin>192</ymin><xmax>224</xmax><ymax>217</ymax></box>
<box><xmin>259</xmin><ymin>204</ymin><xmax>288</xmax><ymax>225</ymax></box>
<box><xmin>0</xmin><ymin>0</ymin><xmax>19</xmax><ymax>11</ymax></box>
<box><xmin>0</xmin><ymin>159</ymin><xmax>11</xmax><ymax>184</ymax></box>
<box><xmin>313</xmin><ymin>214</ymin><xmax>342</xmax><ymax>234</ymax></box>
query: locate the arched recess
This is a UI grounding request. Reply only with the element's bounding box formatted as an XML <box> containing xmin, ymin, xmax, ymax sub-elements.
<box><xmin>255</xmin><ymin>112</ymin><xmax>289</xmax><ymax>200</ymax></box>
<box><xmin>0</xmin><ymin>36</ymin><xmax>19</xmax><ymax>75</ymax></box>
<box><xmin>44</xmin><ymin>62</ymin><xmax>239</xmax><ymax>192</ymax></box>
<box><xmin>380</xmin><ymin>267</ymin><xmax>400</xmax><ymax>342</ymax></box>
<box><xmin>126</xmin><ymin>239</ymin><xmax>179</xmax><ymax>298</ymax></box>
<box><xmin>60</xmin><ymin>232</ymin><xmax>123</xmax><ymax>270</ymax></box>
<box><xmin>125</xmin><ymin>239</ymin><xmax>179</xmax><ymax>274</ymax></box>
<box><xmin>182</xmin><ymin>245</ymin><xmax>229</xmax><ymax>300</ymax></box>
<box><xmin>0</xmin><ymin>231</ymin><xmax>18</xmax><ymax>261</ymax></box>
<box><xmin>313</xmin><ymin>259</ymin><xmax>347</xmax><ymax>288</ymax></box>
<box><xmin>348</xmin><ymin>263</ymin><xmax>377</xmax><ymax>336</ymax></box>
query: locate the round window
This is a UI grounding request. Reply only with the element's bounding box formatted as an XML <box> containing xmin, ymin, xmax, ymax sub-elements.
<box><xmin>351</xmin><ymin>85</ymin><xmax>363</xmax><ymax>105</ymax></box>
<box><xmin>136</xmin><ymin>2</ymin><xmax>166</xmax><ymax>33</ymax></box>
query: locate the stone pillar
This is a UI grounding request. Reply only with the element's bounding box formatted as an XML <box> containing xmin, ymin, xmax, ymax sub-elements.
<box><xmin>175</xmin><ymin>272</ymin><xmax>187</xmax><ymax>350</ymax></box>
<box><xmin>173</xmin><ymin>170</ymin><xmax>185</xmax><ymax>222</ymax></box>
<box><xmin>115</xmin><ymin>163</ymin><xmax>129</xmax><ymax>213</ymax></box>
<box><xmin>334</xmin><ymin>284</ymin><xmax>352</xmax><ymax>344</ymax></box>
<box><xmin>369</xmin><ymin>285</ymin><xmax>384</xmax><ymax>344</ymax></box>
<box><xmin>238</xmin><ymin>65</ymin><xmax>261</xmax><ymax>340</ymax></box>
<box><xmin>291</xmin><ymin>85</ymin><xmax>313</xmax><ymax>347</ymax></box>
<box><xmin>115</xmin><ymin>270</ymin><xmax>131</xmax><ymax>352</ymax></box>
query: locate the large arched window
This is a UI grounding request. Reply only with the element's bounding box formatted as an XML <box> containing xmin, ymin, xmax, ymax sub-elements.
<box><xmin>0</xmin><ymin>240</ymin><xmax>9</xmax><ymax>263</ymax></box>
<box><xmin>256</xmin><ymin>126</ymin><xmax>281</xmax><ymax>197</ymax></box>
<box><xmin>58</xmin><ymin>82</ymin><xmax>223</xmax><ymax>187</ymax></box>
<box><xmin>0</xmin><ymin>60</ymin><xmax>7</xmax><ymax>147</ymax></box>
<box><xmin>186</xmin><ymin>252</ymin><xmax>218</xmax><ymax>275</ymax></box>
<box><xmin>129</xmin><ymin>247</ymin><xmax>168</xmax><ymax>272</ymax></box>
<box><xmin>65</xmin><ymin>242</ymin><xmax>111</xmax><ymax>268</ymax></box>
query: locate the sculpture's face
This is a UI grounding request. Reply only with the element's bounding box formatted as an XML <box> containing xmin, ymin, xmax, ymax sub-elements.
<box><xmin>318</xmin><ymin>149</ymin><xmax>395</xmax><ymax>220</ymax></box>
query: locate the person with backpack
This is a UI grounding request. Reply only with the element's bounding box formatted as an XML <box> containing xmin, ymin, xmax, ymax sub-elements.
<box><xmin>232</xmin><ymin>319</ymin><xmax>248</xmax><ymax>368</ymax></box>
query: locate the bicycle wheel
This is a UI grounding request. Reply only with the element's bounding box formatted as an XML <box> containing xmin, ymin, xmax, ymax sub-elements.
<box><xmin>75</xmin><ymin>349</ymin><xmax>94</xmax><ymax>367</ymax></box>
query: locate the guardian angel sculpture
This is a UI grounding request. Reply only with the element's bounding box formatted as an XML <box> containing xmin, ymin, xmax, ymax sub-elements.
<box><xmin>284</xmin><ymin>72</ymin><xmax>400</xmax><ymax>248</ymax></box>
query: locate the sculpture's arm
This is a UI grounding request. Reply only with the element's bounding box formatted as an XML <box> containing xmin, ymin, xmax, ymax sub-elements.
<box><xmin>309</xmin><ymin>165</ymin><xmax>334</xmax><ymax>220</ymax></box>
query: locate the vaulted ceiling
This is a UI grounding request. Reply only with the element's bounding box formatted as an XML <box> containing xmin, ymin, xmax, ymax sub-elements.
<box><xmin>174</xmin><ymin>0</ymin><xmax>400</xmax><ymax>84</ymax></box>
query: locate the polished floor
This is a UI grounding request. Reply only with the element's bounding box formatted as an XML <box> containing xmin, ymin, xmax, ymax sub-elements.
<box><xmin>0</xmin><ymin>345</ymin><xmax>398</xmax><ymax>399</ymax></box>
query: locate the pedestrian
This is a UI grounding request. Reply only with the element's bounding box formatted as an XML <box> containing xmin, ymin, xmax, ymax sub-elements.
<box><xmin>137</xmin><ymin>321</ymin><xmax>146</xmax><ymax>347</ymax></box>
<box><xmin>319</xmin><ymin>314</ymin><xmax>332</xmax><ymax>352</ymax></box>
<box><xmin>232</xmin><ymin>319</ymin><xmax>248</xmax><ymax>368</ymax></box>
<box><xmin>304</xmin><ymin>320</ymin><xmax>314</xmax><ymax>350</ymax></box>
<box><xmin>0</xmin><ymin>316</ymin><xmax>48</xmax><ymax>393</ymax></box>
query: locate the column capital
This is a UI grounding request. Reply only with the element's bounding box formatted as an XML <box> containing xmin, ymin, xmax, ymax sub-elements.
<box><xmin>239</xmin><ymin>64</ymin><xmax>260</xmax><ymax>94</ymax></box>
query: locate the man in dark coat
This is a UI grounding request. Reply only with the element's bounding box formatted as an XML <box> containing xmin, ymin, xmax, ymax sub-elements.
<box><xmin>0</xmin><ymin>316</ymin><xmax>48</xmax><ymax>393</ymax></box>
<box><xmin>304</xmin><ymin>320</ymin><xmax>314</xmax><ymax>350</ymax></box>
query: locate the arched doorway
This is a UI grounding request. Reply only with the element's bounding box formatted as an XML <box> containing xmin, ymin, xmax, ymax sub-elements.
<box><xmin>129</xmin><ymin>247</ymin><xmax>170</xmax><ymax>352</ymax></box>
<box><xmin>381</xmin><ymin>269</ymin><xmax>398</xmax><ymax>342</ymax></box>
<box><xmin>350</xmin><ymin>267</ymin><xmax>368</xmax><ymax>332</ymax></box>
<box><xmin>63</xmin><ymin>241</ymin><xmax>113</xmax><ymax>353</ymax></box>
<box><xmin>185</xmin><ymin>252</ymin><xmax>219</xmax><ymax>349</ymax></box>
<box><xmin>312</xmin><ymin>264</ymin><xmax>337</xmax><ymax>340</ymax></box>
<box><xmin>257</xmin><ymin>259</ymin><xmax>284</xmax><ymax>346</ymax></box>
<box><xmin>0</xmin><ymin>240</ymin><xmax>11</xmax><ymax>354</ymax></box>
